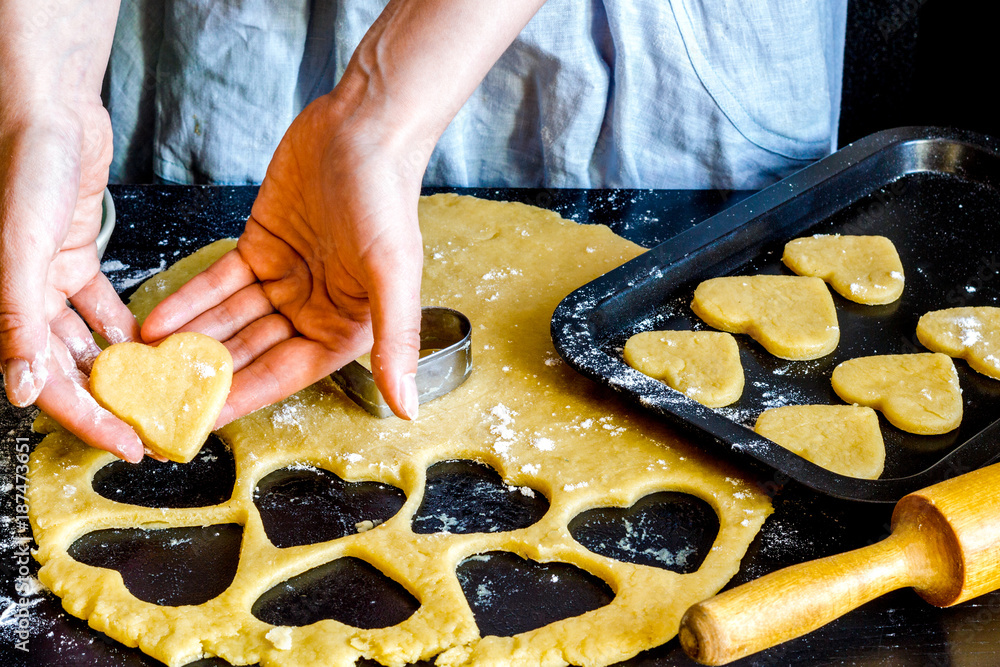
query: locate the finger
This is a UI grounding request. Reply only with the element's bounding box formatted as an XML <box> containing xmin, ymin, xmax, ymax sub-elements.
<box><xmin>0</xmin><ymin>189</ymin><xmax>61</xmax><ymax>407</ymax></box>
<box><xmin>363</xmin><ymin>225</ymin><xmax>423</xmax><ymax>420</ymax></box>
<box><xmin>141</xmin><ymin>249</ymin><xmax>257</xmax><ymax>341</ymax></box>
<box><xmin>70</xmin><ymin>270</ymin><xmax>141</xmax><ymax>344</ymax></box>
<box><xmin>216</xmin><ymin>337</ymin><xmax>357</xmax><ymax>427</ymax></box>
<box><xmin>50</xmin><ymin>307</ymin><xmax>102</xmax><ymax>374</ymax></box>
<box><xmin>223</xmin><ymin>313</ymin><xmax>297</xmax><ymax>372</ymax></box>
<box><xmin>34</xmin><ymin>333</ymin><xmax>143</xmax><ymax>462</ymax></box>
<box><xmin>176</xmin><ymin>283</ymin><xmax>274</xmax><ymax>343</ymax></box>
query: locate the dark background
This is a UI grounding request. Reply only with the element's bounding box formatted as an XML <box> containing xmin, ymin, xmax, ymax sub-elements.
<box><xmin>839</xmin><ymin>0</ymin><xmax>997</xmax><ymax>146</ymax></box>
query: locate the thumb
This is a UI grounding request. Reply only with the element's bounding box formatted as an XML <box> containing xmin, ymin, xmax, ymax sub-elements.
<box><xmin>366</xmin><ymin>222</ymin><xmax>423</xmax><ymax>421</ymax></box>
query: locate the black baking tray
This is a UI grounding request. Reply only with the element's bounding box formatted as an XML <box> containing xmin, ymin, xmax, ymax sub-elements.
<box><xmin>552</xmin><ymin>127</ymin><xmax>1000</xmax><ymax>504</ymax></box>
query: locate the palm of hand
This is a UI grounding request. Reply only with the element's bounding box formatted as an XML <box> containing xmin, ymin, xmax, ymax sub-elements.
<box><xmin>143</xmin><ymin>96</ymin><xmax>424</xmax><ymax>425</ymax></box>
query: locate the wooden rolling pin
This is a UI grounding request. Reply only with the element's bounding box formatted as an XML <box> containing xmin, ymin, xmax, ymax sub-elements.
<box><xmin>679</xmin><ymin>461</ymin><xmax>1000</xmax><ymax>665</ymax></box>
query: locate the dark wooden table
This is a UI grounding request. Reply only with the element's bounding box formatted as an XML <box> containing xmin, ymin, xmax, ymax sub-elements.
<box><xmin>1</xmin><ymin>185</ymin><xmax>995</xmax><ymax>666</ymax></box>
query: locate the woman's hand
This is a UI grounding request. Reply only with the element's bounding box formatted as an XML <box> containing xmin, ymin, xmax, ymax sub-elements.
<box><xmin>142</xmin><ymin>97</ymin><xmax>426</xmax><ymax>424</ymax></box>
<box><xmin>0</xmin><ymin>0</ymin><xmax>144</xmax><ymax>461</ymax></box>
<box><xmin>141</xmin><ymin>0</ymin><xmax>548</xmax><ymax>425</ymax></box>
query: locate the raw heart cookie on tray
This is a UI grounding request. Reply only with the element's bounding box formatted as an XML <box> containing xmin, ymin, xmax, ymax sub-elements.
<box><xmin>754</xmin><ymin>405</ymin><xmax>885</xmax><ymax>480</ymax></box>
<box><xmin>916</xmin><ymin>306</ymin><xmax>1000</xmax><ymax>380</ymax></box>
<box><xmin>28</xmin><ymin>194</ymin><xmax>771</xmax><ymax>667</ymax></box>
<box><xmin>782</xmin><ymin>234</ymin><xmax>905</xmax><ymax>305</ymax></box>
<box><xmin>623</xmin><ymin>331</ymin><xmax>744</xmax><ymax>408</ymax></box>
<box><xmin>690</xmin><ymin>275</ymin><xmax>840</xmax><ymax>360</ymax></box>
<box><xmin>831</xmin><ymin>353</ymin><xmax>963</xmax><ymax>436</ymax></box>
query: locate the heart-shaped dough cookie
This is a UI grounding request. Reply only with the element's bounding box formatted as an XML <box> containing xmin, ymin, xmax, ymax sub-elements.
<box><xmin>916</xmin><ymin>307</ymin><xmax>1000</xmax><ymax>380</ymax></box>
<box><xmin>623</xmin><ymin>331</ymin><xmax>744</xmax><ymax>407</ymax></box>
<box><xmin>782</xmin><ymin>234</ymin><xmax>904</xmax><ymax>305</ymax></box>
<box><xmin>690</xmin><ymin>275</ymin><xmax>839</xmax><ymax>360</ymax></box>
<box><xmin>90</xmin><ymin>332</ymin><xmax>233</xmax><ymax>462</ymax></box>
<box><xmin>830</xmin><ymin>353</ymin><xmax>962</xmax><ymax>435</ymax></box>
<box><xmin>754</xmin><ymin>405</ymin><xmax>885</xmax><ymax>479</ymax></box>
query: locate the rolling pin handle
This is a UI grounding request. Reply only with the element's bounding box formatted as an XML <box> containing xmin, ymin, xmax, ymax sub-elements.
<box><xmin>679</xmin><ymin>527</ymin><xmax>931</xmax><ymax>665</ymax></box>
<box><xmin>681</xmin><ymin>462</ymin><xmax>1000</xmax><ymax>665</ymax></box>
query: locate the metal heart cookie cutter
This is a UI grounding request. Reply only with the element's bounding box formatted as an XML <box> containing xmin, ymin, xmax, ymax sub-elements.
<box><xmin>331</xmin><ymin>307</ymin><xmax>472</xmax><ymax>418</ymax></box>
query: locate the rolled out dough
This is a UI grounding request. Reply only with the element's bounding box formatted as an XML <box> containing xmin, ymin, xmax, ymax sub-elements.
<box><xmin>29</xmin><ymin>194</ymin><xmax>770</xmax><ymax>667</ymax></box>
<box><xmin>691</xmin><ymin>275</ymin><xmax>840</xmax><ymax>360</ymax></box>
<box><xmin>623</xmin><ymin>331</ymin><xmax>744</xmax><ymax>408</ymax></box>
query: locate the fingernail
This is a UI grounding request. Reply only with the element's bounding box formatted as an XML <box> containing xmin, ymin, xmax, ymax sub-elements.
<box><xmin>118</xmin><ymin>439</ymin><xmax>144</xmax><ymax>464</ymax></box>
<box><xmin>3</xmin><ymin>358</ymin><xmax>41</xmax><ymax>406</ymax></box>
<box><xmin>400</xmin><ymin>372</ymin><xmax>419</xmax><ymax>420</ymax></box>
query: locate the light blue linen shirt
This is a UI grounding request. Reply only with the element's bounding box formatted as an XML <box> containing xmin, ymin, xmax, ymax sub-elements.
<box><xmin>105</xmin><ymin>0</ymin><xmax>847</xmax><ymax>190</ymax></box>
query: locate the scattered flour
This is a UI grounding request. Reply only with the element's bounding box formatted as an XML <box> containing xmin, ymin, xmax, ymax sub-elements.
<box><xmin>952</xmin><ymin>315</ymin><xmax>984</xmax><ymax>347</ymax></box>
<box><xmin>192</xmin><ymin>361</ymin><xmax>217</xmax><ymax>378</ymax></box>
<box><xmin>271</xmin><ymin>400</ymin><xmax>305</xmax><ymax>431</ymax></box>
<box><xmin>488</xmin><ymin>404</ymin><xmax>519</xmax><ymax>459</ymax></box>
<box><xmin>531</xmin><ymin>437</ymin><xmax>555</xmax><ymax>451</ymax></box>
<box><xmin>102</xmin><ymin>258</ymin><xmax>169</xmax><ymax>291</ymax></box>
<box><xmin>474</xmin><ymin>584</ymin><xmax>494</xmax><ymax>607</ymax></box>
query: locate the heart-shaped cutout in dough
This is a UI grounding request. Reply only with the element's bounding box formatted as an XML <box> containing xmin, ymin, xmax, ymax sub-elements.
<box><xmin>252</xmin><ymin>556</ymin><xmax>420</xmax><ymax>629</ymax></box>
<box><xmin>90</xmin><ymin>332</ymin><xmax>233</xmax><ymax>462</ymax></box>
<box><xmin>782</xmin><ymin>234</ymin><xmax>904</xmax><ymax>305</ymax></box>
<box><xmin>691</xmin><ymin>275</ymin><xmax>839</xmax><ymax>360</ymax></box>
<box><xmin>412</xmin><ymin>459</ymin><xmax>549</xmax><ymax>535</ymax></box>
<box><xmin>93</xmin><ymin>434</ymin><xmax>235</xmax><ymax>507</ymax></box>
<box><xmin>456</xmin><ymin>551</ymin><xmax>613</xmax><ymax>637</ymax></box>
<box><xmin>569</xmin><ymin>491</ymin><xmax>719</xmax><ymax>573</ymax></box>
<box><xmin>754</xmin><ymin>404</ymin><xmax>885</xmax><ymax>479</ymax></box>
<box><xmin>623</xmin><ymin>331</ymin><xmax>744</xmax><ymax>407</ymax></box>
<box><xmin>69</xmin><ymin>524</ymin><xmax>242</xmax><ymax>606</ymax></box>
<box><xmin>254</xmin><ymin>466</ymin><xmax>407</xmax><ymax>548</ymax></box>
<box><xmin>830</xmin><ymin>353</ymin><xmax>962</xmax><ymax>435</ymax></box>
<box><xmin>916</xmin><ymin>307</ymin><xmax>1000</xmax><ymax>380</ymax></box>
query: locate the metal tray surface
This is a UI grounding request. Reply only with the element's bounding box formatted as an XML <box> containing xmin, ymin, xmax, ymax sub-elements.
<box><xmin>552</xmin><ymin>127</ymin><xmax>1000</xmax><ymax>503</ymax></box>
